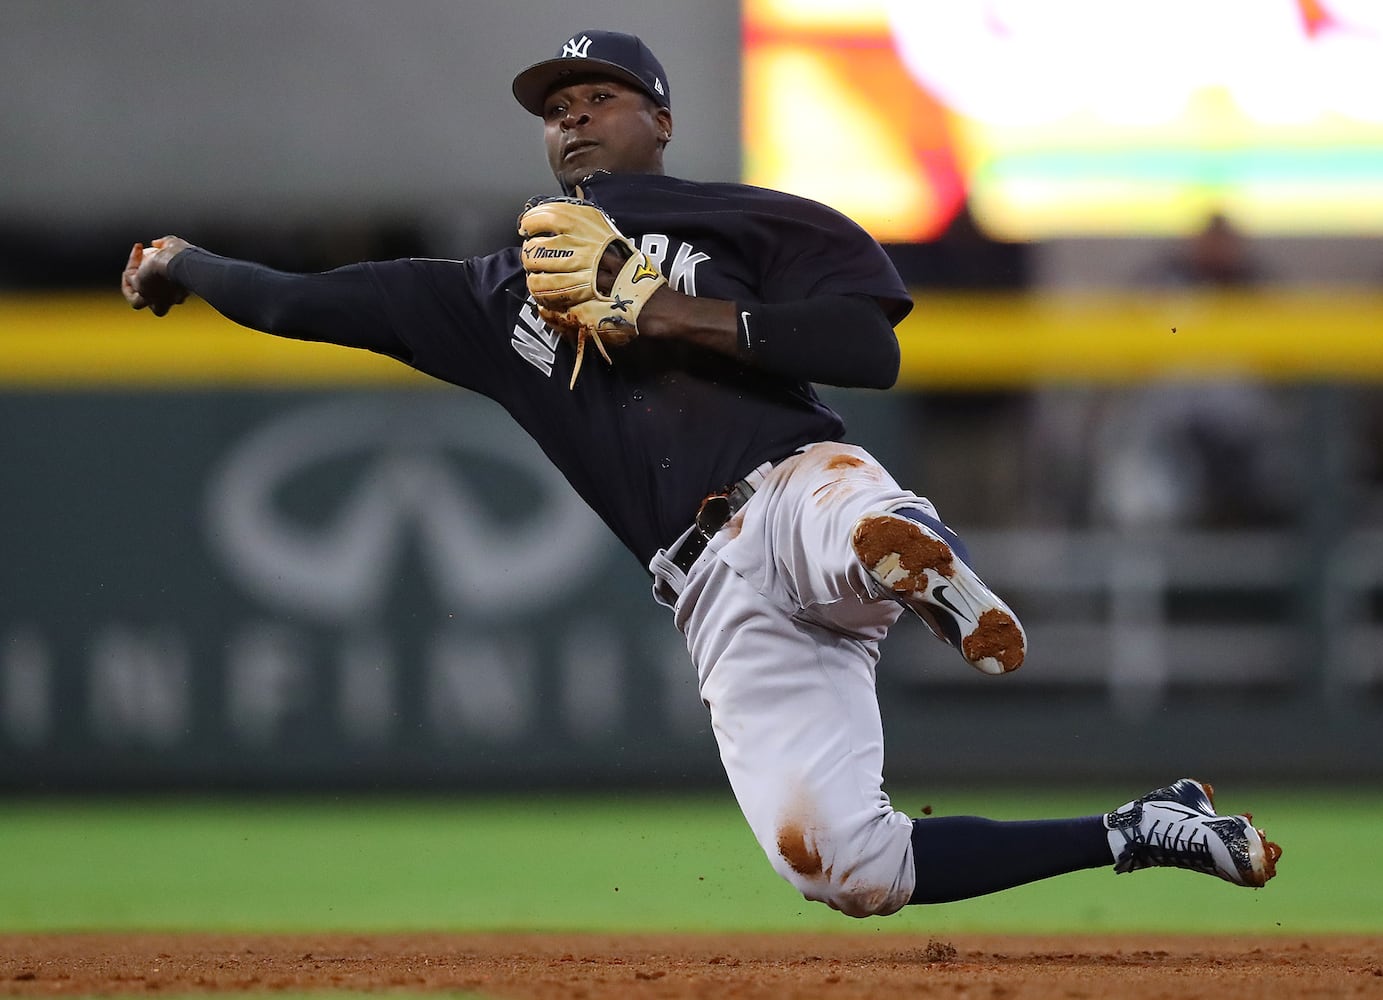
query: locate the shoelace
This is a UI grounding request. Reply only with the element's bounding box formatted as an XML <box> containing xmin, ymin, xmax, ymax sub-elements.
<box><xmin>1114</xmin><ymin>817</ymin><xmax>1218</xmax><ymax>875</ymax></box>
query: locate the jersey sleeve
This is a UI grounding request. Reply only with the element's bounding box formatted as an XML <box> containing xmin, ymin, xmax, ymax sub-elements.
<box><xmin>167</xmin><ymin>248</ymin><xmax>407</xmax><ymax>358</ymax></box>
<box><xmin>169</xmin><ymin>247</ymin><xmax>529</xmax><ymax>393</ymax></box>
<box><xmin>358</xmin><ymin>250</ymin><xmax>528</xmax><ymax>391</ymax></box>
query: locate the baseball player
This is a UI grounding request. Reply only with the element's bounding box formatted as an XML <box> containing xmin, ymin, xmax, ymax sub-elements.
<box><xmin>122</xmin><ymin>29</ymin><xmax>1279</xmax><ymax>916</ymax></box>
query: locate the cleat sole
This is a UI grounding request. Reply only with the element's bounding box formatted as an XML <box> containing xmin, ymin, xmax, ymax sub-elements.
<box><xmin>852</xmin><ymin>512</ymin><xmax>1026</xmax><ymax>675</ymax></box>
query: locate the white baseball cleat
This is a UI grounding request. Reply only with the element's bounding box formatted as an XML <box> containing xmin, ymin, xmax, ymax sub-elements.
<box><xmin>1105</xmin><ymin>778</ymin><xmax>1282</xmax><ymax>887</ymax></box>
<box><xmin>851</xmin><ymin>506</ymin><xmax>1025</xmax><ymax>674</ymax></box>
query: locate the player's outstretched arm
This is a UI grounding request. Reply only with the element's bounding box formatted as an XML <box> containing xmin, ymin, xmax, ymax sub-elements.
<box><xmin>120</xmin><ymin>237</ymin><xmax>407</xmax><ymax>358</ymax></box>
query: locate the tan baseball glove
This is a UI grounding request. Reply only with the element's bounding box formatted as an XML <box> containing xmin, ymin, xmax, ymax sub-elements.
<box><xmin>518</xmin><ymin>195</ymin><xmax>667</xmax><ymax>388</ymax></box>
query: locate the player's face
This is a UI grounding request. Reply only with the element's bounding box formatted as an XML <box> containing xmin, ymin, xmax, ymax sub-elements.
<box><xmin>542</xmin><ymin>78</ymin><xmax>672</xmax><ymax>187</ymax></box>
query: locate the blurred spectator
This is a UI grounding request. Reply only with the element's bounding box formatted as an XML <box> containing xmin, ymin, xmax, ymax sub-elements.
<box><xmin>1027</xmin><ymin>211</ymin><xmax>1300</xmax><ymax>530</ymax></box>
<box><xmin>1087</xmin><ymin>382</ymin><xmax>1299</xmax><ymax>529</ymax></box>
<box><xmin>1146</xmin><ymin>211</ymin><xmax>1264</xmax><ymax>289</ymax></box>
<box><xmin>1357</xmin><ymin>388</ymin><xmax>1383</xmax><ymax>524</ymax></box>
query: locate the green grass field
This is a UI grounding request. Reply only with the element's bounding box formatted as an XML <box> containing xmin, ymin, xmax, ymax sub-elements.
<box><xmin>2</xmin><ymin>786</ymin><xmax>1377</xmax><ymax>936</ymax></box>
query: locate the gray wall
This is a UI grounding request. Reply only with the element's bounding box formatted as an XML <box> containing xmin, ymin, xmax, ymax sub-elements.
<box><xmin>8</xmin><ymin>2</ymin><xmax>1382</xmax><ymax>283</ymax></box>
<box><xmin>2</xmin><ymin>1</ymin><xmax>740</xmax><ymax>231</ymax></box>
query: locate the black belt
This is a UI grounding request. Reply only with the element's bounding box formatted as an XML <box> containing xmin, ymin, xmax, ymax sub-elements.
<box><xmin>669</xmin><ymin>476</ymin><xmax>760</xmax><ymax>574</ymax></box>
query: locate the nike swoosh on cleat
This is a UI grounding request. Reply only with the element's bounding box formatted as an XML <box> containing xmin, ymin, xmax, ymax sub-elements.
<box><xmin>931</xmin><ymin>584</ymin><xmax>969</xmax><ymax>621</ymax></box>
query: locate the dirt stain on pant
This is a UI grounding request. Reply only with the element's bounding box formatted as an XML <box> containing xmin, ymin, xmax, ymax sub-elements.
<box><xmin>776</xmin><ymin>820</ymin><xmax>824</xmax><ymax>878</ymax></box>
<box><xmin>810</xmin><ymin>451</ymin><xmax>881</xmax><ymax>507</ymax></box>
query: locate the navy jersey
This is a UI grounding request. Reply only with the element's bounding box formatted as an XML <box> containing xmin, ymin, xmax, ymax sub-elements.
<box><xmin>353</xmin><ymin>172</ymin><xmax>911</xmax><ymax>565</ymax></box>
<box><xmin>174</xmin><ymin>172</ymin><xmax>911</xmax><ymax>566</ymax></box>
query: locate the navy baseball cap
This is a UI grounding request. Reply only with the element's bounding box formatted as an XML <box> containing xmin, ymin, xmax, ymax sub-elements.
<box><xmin>512</xmin><ymin>30</ymin><xmax>670</xmax><ymax>116</ymax></box>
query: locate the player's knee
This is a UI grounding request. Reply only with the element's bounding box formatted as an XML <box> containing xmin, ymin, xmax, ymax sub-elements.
<box><xmin>772</xmin><ymin>862</ymin><xmax>908</xmax><ymax>918</ymax></box>
<box><xmin>822</xmin><ymin>877</ymin><xmax>909</xmax><ymax>919</ymax></box>
<box><xmin>769</xmin><ymin>823</ymin><xmax>912</xmax><ymax>918</ymax></box>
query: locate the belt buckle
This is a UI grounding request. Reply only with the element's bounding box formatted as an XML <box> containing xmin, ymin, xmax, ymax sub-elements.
<box><xmin>694</xmin><ymin>493</ymin><xmax>732</xmax><ymax>539</ymax></box>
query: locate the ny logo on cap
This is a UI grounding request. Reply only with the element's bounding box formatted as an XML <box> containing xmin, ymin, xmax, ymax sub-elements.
<box><xmin>562</xmin><ymin>34</ymin><xmax>593</xmax><ymax>58</ymax></box>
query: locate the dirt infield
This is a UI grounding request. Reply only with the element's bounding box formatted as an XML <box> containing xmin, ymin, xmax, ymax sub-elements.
<box><xmin>1</xmin><ymin>933</ymin><xmax>1380</xmax><ymax>998</ymax></box>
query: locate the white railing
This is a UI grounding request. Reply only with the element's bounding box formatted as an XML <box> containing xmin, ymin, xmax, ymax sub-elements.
<box><xmin>918</xmin><ymin>528</ymin><xmax>1383</xmax><ymax>709</ymax></box>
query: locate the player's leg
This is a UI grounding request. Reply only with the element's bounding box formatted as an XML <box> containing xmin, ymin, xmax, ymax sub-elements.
<box><xmin>670</xmin><ymin>447</ymin><xmax>1278</xmax><ymax>911</ymax></box>
<box><xmin>908</xmin><ymin>813</ymin><xmax>1112</xmax><ymax>902</ymax></box>
<box><xmin>676</xmin><ymin>553</ymin><xmax>917</xmax><ymax>917</ymax></box>
<box><xmin>905</xmin><ymin>777</ymin><xmax>1280</xmax><ymax>902</ymax></box>
<box><xmin>671</xmin><ymin>577</ymin><xmax>1279</xmax><ymax>908</ymax></box>
<box><xmin>675</xmin><ymin>551</ymin><xmax>1278</xmax><ymax>911</ymax></box>
<box><xmin>676</xmin><ymin>452</ymin><xmax>1091</xmax><ymax>914</ymax></box>
<box><xmin>697</xmin><ymin>448</ymin><xmax>1104</xmax><ymax>902</ymax></box>
<box><xmin>710</xmin><ymin>442</ymin><xmax>1025</xmax><ymax>674</ymax></box>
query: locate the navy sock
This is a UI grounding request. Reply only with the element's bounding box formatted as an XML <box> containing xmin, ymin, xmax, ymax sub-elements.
<box><xmin>908</xmin><ymin>815</ymin><xmax>1113</xmax><ymax>904</ymax></box>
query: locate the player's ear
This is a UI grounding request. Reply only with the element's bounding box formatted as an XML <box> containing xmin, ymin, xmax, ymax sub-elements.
<box><xmin>655</xmin><ymin>107</ymin><xmax>673</xmax><ymax>146</ymax></box>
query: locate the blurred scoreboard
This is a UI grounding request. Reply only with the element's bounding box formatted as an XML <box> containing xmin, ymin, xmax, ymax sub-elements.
<box><xmin>743</xmin><ymin>0</ymin><xmax>1383</xmax><ymax>240</ymax></box>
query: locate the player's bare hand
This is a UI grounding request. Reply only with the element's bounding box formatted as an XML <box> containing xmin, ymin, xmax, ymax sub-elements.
<box><xmin>595</xmin><ymin>245</ymin><xmax>628</xmax><ymax>296</ymax></box>
<box><xmin>122</xmin><ymin>236</ymin><xmax>191</xmax><ymax>316</ymax></box>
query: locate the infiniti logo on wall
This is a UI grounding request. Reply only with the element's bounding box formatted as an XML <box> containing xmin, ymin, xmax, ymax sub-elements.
<box><xmin>205</xmin><ymin>398</ymin><xmax>608</xmax><ymax>621</ymax></box>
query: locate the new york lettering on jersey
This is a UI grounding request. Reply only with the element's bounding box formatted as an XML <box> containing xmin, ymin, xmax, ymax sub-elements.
<box><xmin>503</xmin><ymin>171</ymin><xmax>901</xmax><ymax>379</ymax></box>
<box><xmin>508</xmin><ymin>232</ymin><xmax>709</xmax><ymax>377</ymax></box>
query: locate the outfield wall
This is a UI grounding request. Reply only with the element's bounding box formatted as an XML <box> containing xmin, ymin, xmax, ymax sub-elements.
<box><xmin>1</xmin><ymin>293</ymin><xmax>1381</xmax><ymax>789</ymax></box>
